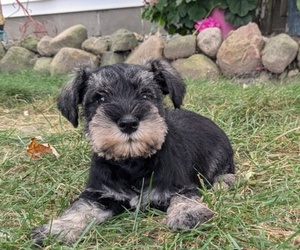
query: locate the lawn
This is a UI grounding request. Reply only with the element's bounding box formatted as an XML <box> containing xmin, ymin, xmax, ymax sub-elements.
<box><xmin>0</xmin><ymin>71</ymin><xmax>299</xmax><ymax>249</ymax></box>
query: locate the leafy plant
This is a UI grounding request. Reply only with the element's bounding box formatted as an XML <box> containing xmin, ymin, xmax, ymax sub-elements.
<box><xmin>142</xmin><ymin>0</ymin><xmax>258</xmax><ymax>35</ymax></box>
<box><xmin>224</xmin><ymin>0</ymin><xmax>258</xmax><ymax>27</ymax></box>
<box><xmin>142</xmin><ymin>0</ymin><xmax>213</xmax><ymax>35</ymax></box>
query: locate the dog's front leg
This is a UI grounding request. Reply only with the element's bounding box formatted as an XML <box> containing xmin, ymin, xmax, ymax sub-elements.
<box><xmin>166</xmin><ymin>195</ymin><xmax>215</xmax><ymax>231</ymax></box>
<box><xmin>31</xmin><ymin>197</ymin><xmax>115</xmax><ymax>245</ymax></box>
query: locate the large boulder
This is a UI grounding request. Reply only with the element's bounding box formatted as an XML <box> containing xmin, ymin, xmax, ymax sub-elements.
<box><xmin>0</xmin><ymin>42</ymin><xmax>5</xmax><ymax>60</ymax></box>
<box><xmin>37</xmin><ymin>36</ymin><xmax>54</xmax><ymax>56</ymax></box>
<box><xmin>50</xmin><ymin>47</ymin><xmax>99</xmax><ymax>75</ymax></box>
<box><xmin>297</xmin><ymin>50</ymin><xmax>300</xmax><ymax>69</ymax></box>
<box><xmin>82</xmin><ymin>37</ymin><xmax>110</xmax><ymax>55</ymax></box>
<box><xmin>110</xmin><ymin>29</ymin><xmax>138</xmax><ymax>52</ymax></box>
<box><xmin>49</xmin><ymin>24</ymin><xmax>88</xmax><ymax>56</ymax></box>
<box><xmin>126</xmin><ymin>35</ymin><xmax>164</xmax><ymax>64</ymax></box>
<box><xmin>216</xmin><ymin>22</ymin><xmax>264</xmax><ymax>77</ymax></box>
<box><xmin>100</xmin><ymin>51</ymin><xmax>127</xmax><ymax>67</ymax></box>
<box><xmin>197</xmin><ymin>27</ymin><xmax>222</xmax><ymax>58</ymax></box>
<box><xmin>164</xmin><ymin>35</ymin><xmax>196</xmax><ymax>60</ymax></box>
<box><xmin>0</xmin><ymin>46</ymin><xmax>37</xmax><ymax>72</ymax></box>
<box><xmin>20</xmin><ymin>35</ymin><xmax>41</xmax><ymax>53</ymax></box>
<box><xmin>3</xmin><ymin>41</ymin><xmax>20</xmax><ymax>51</ymax></box>
<box><xmin>262</xmin><ymin>33</ymin><xmax>298</xmax><ymax>74</ymax></box>
<box><xmin>33</xmin><ymin>57</ymin><xmax>53</xmax><ymax>74</ymax></box>
<box><xmin>172</xmin><ymin>54</ymin><xmax>220</xmax><ymax>80</ymax></box>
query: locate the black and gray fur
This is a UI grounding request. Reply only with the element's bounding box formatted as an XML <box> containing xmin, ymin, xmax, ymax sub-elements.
<box><xmin>31</xmin><ymin>58</ymin><xmax>235</xmax><ymax>245</ymax></box>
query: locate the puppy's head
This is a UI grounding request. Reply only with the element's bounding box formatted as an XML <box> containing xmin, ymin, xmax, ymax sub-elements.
<box><xmin>57</xmin><ymin>58</ymin><xmax>186</xmax><ymax>160</ymax></box>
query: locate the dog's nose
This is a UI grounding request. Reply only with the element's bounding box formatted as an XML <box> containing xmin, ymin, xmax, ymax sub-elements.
<box><xmin>117</xmin><ymin>115</ymin><xmax>139</xmax><ymax>134</ymax></box>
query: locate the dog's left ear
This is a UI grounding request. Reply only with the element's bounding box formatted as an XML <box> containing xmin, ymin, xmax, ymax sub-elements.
<box><xmin>143</xmin><ymin>58</ymin><xmax>186</xmax><ymax>108</ymax></box>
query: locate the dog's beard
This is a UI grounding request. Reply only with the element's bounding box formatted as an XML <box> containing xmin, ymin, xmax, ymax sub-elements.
<box><xmin>87</xmin><ymin>107</ymin><xmax>168</xmax><ymax>160</ymax></box>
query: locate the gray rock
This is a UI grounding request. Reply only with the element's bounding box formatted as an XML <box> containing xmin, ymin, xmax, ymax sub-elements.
<box><xmin>3</xmin><ymin>40</ymin><xmax>20</xmax><ymax>51</ymax></box>
<box><xmin>37</xmin><ymin>36</ymin><xmax>54</xmax><ymax>57</ymax></box>
<box><xmin>133</xmin><ymin>32</ymin><xmax>144</xmax><ymax>42</ymax></box>
<box><xmin>279</xmin><ymin>70</ymin><xmax>288</xmax><ymax>81</ymax></box>
<box><xmin>20</xmin><ymin>35</ymin><xmax>41</xmax><ymax>53</ymax></box>
<box><xmin>50</xmin><ymin>47</ymin><xmax>99</xmax><ymax>75</ymax></box>
<box><xmin>0</xmin><ymin>46</ymin><xmax>37</xmax><ymax>72</ymax></box>
<box><xmin>296</xmin><ymin>49</ymin><xmax>300</xmax><ymax>69</ymax></box>
<box><xmin>49</xmin><ymin>24</ymin><xmax>88</xmax><ymax>55</ymax></box>
<box><xmin>126</xmin><ymin>35</ymin><xmax>164</xmax><ymax>64</ymax></box>
<box><xmin>172</xmin><ymin>54</ymin><xmax>220</xmax><ymax>80</ymax></box>
<box><xmin>110</xmin><ymin>29</ymin><xmax>138</xmax><ymax>52</ymax></box>
<box><xmin>0</xmin><ymin>42</ymin><xmax>5</xmax><ymax>60</ymax></box>
<box><xmin>262</xmin><ymin>33</ymin><xmax>298</xmax><ymax>74</ymax></box>
<box><xmin>82</xmin><ymin>37</ymin><xmax>110</xmax><ymax>55</ymax></box>
<box><xmin>164</xmin><ymin>35</ymin><xmax>196</xmax><ymax>60</ymax></box>
<box><xmin>287</xmin><ymin>69</ymin><xmax>299</xmax><ymax>78</ymax></box>
<box><xmin>258</xmin><ymin>70</ymin><xmax>272</xmax><ymax>82</ymax></box>
<box><xmin>216</xmin><ymin>23</ymin><xmax>264</xmax><ymax>77</ymax></box>
<box><xmin>197</xmin><ymin>27</ymin><xmax>222</xmax><ymax>58</ymax></box>
<box><xmin>100</xmin><ymin>51</ymin><xmax>127</xmax><ymax>66</ymax></box>
<box><xmin>33</xmin><ymin>57</ymin><xmax>53</xmax><ymax>74</ymax></box>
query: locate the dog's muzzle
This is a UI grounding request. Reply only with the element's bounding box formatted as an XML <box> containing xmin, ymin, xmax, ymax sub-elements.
<box><xmin>117</xmin><ymin>114</ymin><xmax>139</xmax><ymax>134</ymax></box>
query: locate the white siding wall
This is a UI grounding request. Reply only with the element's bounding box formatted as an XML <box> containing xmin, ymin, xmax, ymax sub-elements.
<box><xmin>2</xmin><ymin>0</ymin><xmax>144</xmax><ymax>17</ymax></box>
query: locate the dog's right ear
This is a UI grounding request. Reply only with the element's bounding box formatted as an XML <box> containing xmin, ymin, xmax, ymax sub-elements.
<box><xmin>57</xmin><ymin>67</ymin><xmax>92</xmax><ymax>127</ymax></box>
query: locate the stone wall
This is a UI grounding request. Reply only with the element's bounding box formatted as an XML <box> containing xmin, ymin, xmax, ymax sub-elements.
<box><xmin>0</xmin><ymin>22</ymin><xmax>300</xmax><ymax>81</ymax></box>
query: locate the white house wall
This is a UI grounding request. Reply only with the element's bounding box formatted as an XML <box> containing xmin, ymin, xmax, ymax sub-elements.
<box><xmin>2</xmin><ymin>0</ymin><xmax>144</xmax><ymax>17</ymax></box>
<box><xmin>2</xmin><ymin>1</ymin><xmax>151</xmax><ymax>40</ymax></box>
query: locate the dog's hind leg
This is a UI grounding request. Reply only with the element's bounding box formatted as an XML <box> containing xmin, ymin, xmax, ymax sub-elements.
<box><xmin>166</xmin><ymin>195</ymin><xmax>215</xmax><ymax>231</ymax></box>
<box><xmin>213</xmin><ymin>173</ymin><xmax>236</xmax><ymax>190</ymax></box>
<box><xmin>31</xmin><ymin>198</ymin><xmax>113</xmax><ymax>245</ymax></box>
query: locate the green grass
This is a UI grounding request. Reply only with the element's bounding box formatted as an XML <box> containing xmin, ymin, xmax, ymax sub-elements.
<box><xmin>0</xmin><ymin>71</ymin><xmax>299</xmax><ymax>249</ymax></box>
<box><xmin>0</xmin><ymin>70</ymin><xmax>67</xmax><ymax>107</ymax></box>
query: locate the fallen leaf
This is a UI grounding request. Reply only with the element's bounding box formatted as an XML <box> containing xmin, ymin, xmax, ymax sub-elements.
<box><xmin>27</xmin><ymin>137</ymin><xmax>60</xmax><ymax>159</ymax></box>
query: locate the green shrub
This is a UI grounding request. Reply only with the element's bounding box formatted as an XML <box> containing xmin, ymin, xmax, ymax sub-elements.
<box><xmin>142</xmin><ymin>0</ymin><xmax>258</xmax><ymax>35</ymax></box>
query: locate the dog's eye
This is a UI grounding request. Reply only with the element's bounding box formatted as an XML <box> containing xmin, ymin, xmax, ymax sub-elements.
<box><xmin>142</xmin><ymin>94</ymin><xmax>152</xmax><ymax>100</ymax></box>
<box><xmin>94</xmin><ymin>92</ymin><xmax>107</xmax><ymax>104</ymax></box>
<box><xmin>141</xmin><ymin>91</ymin><xmax>154</xmax><ymax>100</ymax></box>
<box><xmin>97</xmin><ymin>95</ymin><xmax>106</xmax><ymax>104</ymax></box>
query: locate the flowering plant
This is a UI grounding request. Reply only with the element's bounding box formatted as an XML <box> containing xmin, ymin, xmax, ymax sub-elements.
<box><xmin>142</xmin><ymin>0</ymin><xmax>258</xmax><ymax>35</ymax></box>
<box><xmin>194</xmin><ymin>17</ymin><xmax>221</xmax><ymax>32</ymax></box>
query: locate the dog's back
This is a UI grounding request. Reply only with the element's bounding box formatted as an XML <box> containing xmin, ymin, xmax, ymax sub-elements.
<box><xmin>165</xmin><ymin>109</ymin><xmax>235</xmax><ymax>186</ymax></box>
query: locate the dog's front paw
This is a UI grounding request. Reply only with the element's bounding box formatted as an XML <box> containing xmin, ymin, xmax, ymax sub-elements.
<box><xmin>166</xmin><ymin>196</ymin><xmax>215</xmax><ymax>231</ymax></box>
<box><xmin>31</xmin><ymin>198</ymin><xmax>113</xmax><ymax>245</ymax></box>
<box><xmin>31</xmin><ymin>224</ymin><xmax>52</xmax><ymax>246</ymax></box>
<box><xmin>31</xmin><ymin>220</ymin><xmax>84</xmax><ymax>245</ymax></box>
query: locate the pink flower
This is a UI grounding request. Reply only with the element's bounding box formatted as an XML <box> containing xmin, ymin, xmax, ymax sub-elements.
<box><xmin>194</xmin><ymin>17</ymin><xmax>221</xmax><ymax>31</ymax></box>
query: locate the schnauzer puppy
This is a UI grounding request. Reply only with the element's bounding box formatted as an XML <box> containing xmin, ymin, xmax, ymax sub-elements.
<box><xmin>31</xmin><ymin>58</ymin><xmax>235</xmax><ymax>244</ymax></box>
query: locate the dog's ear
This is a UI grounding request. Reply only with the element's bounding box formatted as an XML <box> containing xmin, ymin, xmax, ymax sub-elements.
<box><xmin>143</xmin><ymin>58</ymin><xmax>186</xmax><ymax>108</ymax></box>
<box><xmin>57</xmin><ymin>66</ymin><xmax>92</xmax><ymax>127</ymax></box>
